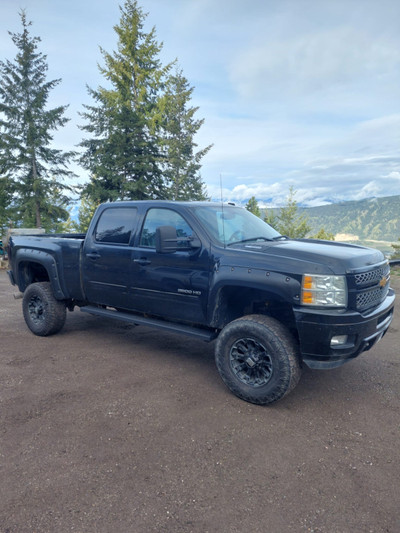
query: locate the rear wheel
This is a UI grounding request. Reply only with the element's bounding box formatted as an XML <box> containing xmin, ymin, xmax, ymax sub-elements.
<box><xmin>215</xmin><ymin>315</ymin><xmax>301</xmax><ymax>405</ymax></box>
<box><xmin>22</xmin><ymin>282</ymin><xmax>66</xmax><ymax>336</ymax></box>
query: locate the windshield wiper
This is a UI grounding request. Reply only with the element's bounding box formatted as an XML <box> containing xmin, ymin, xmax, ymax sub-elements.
<box><xmin>272</xmin><ymin>235</ymin><xmax>289</xmax><ymax>241</ymax></box>
<box><xmin>227</xmin><ymin>237</ymin><xmax>273</xmax><ymax>246</ymax></box>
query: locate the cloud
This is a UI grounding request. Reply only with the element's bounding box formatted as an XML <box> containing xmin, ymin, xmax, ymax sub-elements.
<box><xmin>386</xmin><ymin>171</ymin><xmax>400</xmax><ymax>180</ymax></box>
<box><xmin>230</xmin><ymin>27</ymin><xmax>400</xmax><ymax>105</ymax></box>
<box><xmin>2</xmin><ymin>0</ymin><xmax>400</xmax><ymax>210</ymax></box>
<box><xmin>208</xmin><ymin>181</ymin><xmax>285</xmax><ymax>204</ymax></box>
<box><xmin>353</xmin><ymin>183</ymin><xmax>378</xmax><ymax>200</ymax></box>
<box><xmin>201</xmin><ymin>109</ymin><xmax>400</xmax><ymax>206</ymax></box>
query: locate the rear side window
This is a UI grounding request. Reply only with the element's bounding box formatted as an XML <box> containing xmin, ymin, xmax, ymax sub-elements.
<box><xmin>95</xmin><ymin>207</ymin><xmax>137</xmax><ymax>244</ymax></box>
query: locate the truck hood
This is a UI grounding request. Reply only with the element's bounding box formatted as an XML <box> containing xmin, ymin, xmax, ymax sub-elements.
<box><xmin>227</xmin><ymin>239</ymin><xmax>385</xmax><ymax>275</ymax></box>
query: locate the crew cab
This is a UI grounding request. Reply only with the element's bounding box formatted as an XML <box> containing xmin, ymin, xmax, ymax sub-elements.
<box><xmin>7</xmin><ymin>201</ymin><xmax>395</xmax><ymax>404</ymax></box>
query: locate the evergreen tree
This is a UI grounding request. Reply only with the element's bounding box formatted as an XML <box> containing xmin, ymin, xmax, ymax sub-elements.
<box><xmin>160</xmin><ymin>69</ymin><xmax>211</xmax><ymax>200</ymax></box>
<box><xmin>79</xmin><ymin>0</ymin><xmax>172</xmax><ymax>203</ymax></box>
<box><xmin>273</xmin><ymin>186</ymin><xmax>311</xmax><ymax>238</ymax></box>
<box><xmin>0</xmin><ymin>176</ymin><xmax>14</xmax><ymax>236</ymax></box>
<box><xmin>245</xmin><ymin>196</ymin><xmax>261</xmax><ymax>217</ymax></box>
<box><xmin>74</xmin><ymin>195</ymin><xmax>99</xmax><ymax>232</ymax></box>
<box><xmin>264</xmin><ymin>208</ymin><xmax>279</xmax><ymax>229</ymax></box>
<box><xmin>59</xmin><ymin>195</ymin><xmax>99</xmax><ymax>233</ymax></box>
<box><xmin>0</xmin><ymin>11</ymin><xmax>75</xmax><ymax>230</ymax></box>
<box><xmin>391</xmin><ymin>238</ymin><xmax>400</xmax><ymax>259</ymax></box>
<box><xmin>309</xmin><ymin>228</ymin><xmax>335</xmax><ymax>240</ymax></box>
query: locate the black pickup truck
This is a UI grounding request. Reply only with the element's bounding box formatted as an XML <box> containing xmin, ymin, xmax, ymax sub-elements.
<box><xmin>7</xmin><ymin>201</ymin><xmax>395</xmax><ymax>404</ymax></box>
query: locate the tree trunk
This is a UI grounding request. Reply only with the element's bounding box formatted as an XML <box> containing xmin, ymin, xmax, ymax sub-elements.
<box><xmin>32</xmin><ymin>155</ymin><xmax>42</xmax><ymax>228</ymax></box>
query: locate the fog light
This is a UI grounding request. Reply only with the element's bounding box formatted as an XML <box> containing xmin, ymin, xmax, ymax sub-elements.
<box><xmin>330</xmin><ymin>335</ymin><xmax>348</xmax><ymax>346</ymax></box>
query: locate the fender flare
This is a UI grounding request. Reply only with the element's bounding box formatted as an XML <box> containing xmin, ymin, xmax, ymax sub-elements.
<box><xmin>207</xmin><ymin>273</ymin><xmax>300</xmax><ymax>328</ymax></box>
<box><xmin>15</xmin><ymin>248</ymin><xmax>67</xmax><ymax>299</ymax></box>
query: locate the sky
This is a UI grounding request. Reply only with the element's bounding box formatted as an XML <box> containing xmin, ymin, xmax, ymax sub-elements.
<box><xmin>1</xmin><ymin>0</ymin><xmax>400</xmax><ymax>207</ymax></box>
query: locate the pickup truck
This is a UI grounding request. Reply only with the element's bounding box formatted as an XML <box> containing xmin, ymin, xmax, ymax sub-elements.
<box><xmin>7</xmin><ymin>201</ymin><xmax>395</xmax><ymax>405</ymax></box>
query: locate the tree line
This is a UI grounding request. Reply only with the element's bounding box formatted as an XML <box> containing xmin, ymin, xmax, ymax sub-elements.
<box><xmin>1</xmin><ymin>3</ymin><xmax>399</xmax><ymax>255</ymax></box>
<box><xmin>245</xmin><ymin>190</ymin><xmax>400</xmax><ymax>257</ymax></box>
<box><xmin>245</xmin><ymin>187</ymin><xmax>335</xmax><ymax>240</ymax></box>
<box><xmin>0</xmin><ymin>0</ymin><xmax>211</xmax><ymax>234</ymax></box>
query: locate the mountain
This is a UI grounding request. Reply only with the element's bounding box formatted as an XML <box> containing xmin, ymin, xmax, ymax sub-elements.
<box><xmin>298</xmin><ymin>195</ymin><xmax>400</xmax><ymax>242</ymax></box>
<box><xmin>261</xmin><ymin>195</ymin><xmax>400</xmax><ymax>243</ymax></box>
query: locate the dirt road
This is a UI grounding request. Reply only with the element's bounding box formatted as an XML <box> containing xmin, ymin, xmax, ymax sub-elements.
<box><xmin>1</xmin><ymin>269</ymin><xmax>399</xmax><ymax>533</ymax></box>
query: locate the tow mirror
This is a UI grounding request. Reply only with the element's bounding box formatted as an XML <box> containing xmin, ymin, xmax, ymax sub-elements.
<box><xmin>189</xmin><ymin>236</ymin><xmax>201</xmax><ymax>249</ymax></box>
<box><xmin>155</xmin><ymin>226</ymin><xmax>201</xmax><ymax>253</ymax></box>
<box><xmin>155</xmin><ymin>226</ymin><xmax>178</xmax><ymax>253</ymax></box>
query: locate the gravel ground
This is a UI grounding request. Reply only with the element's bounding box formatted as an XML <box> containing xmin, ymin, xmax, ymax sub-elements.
<box><xmin>0</xmin><ymin>268</ymin><xmax>399</xmax><ymax>533</ymax></box>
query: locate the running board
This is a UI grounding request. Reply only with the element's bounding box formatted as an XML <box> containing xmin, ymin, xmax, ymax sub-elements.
<box><xmin>80</xmin><ymin>305</ymin><xmax>216</xmax><ymax>342</ymax></box>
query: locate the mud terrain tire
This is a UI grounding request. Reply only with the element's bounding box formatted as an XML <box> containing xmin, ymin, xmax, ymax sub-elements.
<box><xmin>22</xmin><ymin>282</ymin><xmax>66</xmax><ymax>336</ymax></box>
<box><xmin>215</xmin><ymin>315</ymin><xmax>301</xmax><ymax>405</ymax></box>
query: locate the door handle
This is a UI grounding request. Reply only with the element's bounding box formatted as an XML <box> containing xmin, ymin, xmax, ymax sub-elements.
<box><xmin>86</xmin><ymin>252</ymin><xmax>101</xmax><ymax>260</ymax></box>
<box><xmin>133</xmin><ymin>258</ymin><xmax>151</xmax><ymax>266</ymax></box>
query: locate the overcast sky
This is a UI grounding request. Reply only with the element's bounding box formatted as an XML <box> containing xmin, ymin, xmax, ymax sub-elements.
<box><xmin>2</xmin><ymin>0</ymin><xmax>400</xmax><ymax>207</ymax></box>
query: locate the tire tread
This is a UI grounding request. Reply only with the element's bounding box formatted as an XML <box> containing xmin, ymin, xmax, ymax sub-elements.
<box><xmin>22</xmin><ymin>282</ymin><xmax>66</xmax><ymax>336</ymax></box>
<box><xmin>215</xmin><ymin>314</ymin><xmax>301</xmax><ymax>405</ymax></box>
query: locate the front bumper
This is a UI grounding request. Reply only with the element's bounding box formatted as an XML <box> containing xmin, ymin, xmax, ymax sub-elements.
<box><xmin>294</xmin><ymin>288</ymin><xmax>395</xmax><ymax>369</ymax></box>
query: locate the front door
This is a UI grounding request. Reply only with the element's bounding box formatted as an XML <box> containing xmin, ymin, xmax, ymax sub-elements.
<box><xmin>131</xmin><ymin>207</ymin><xmax>210</xmax><ymax>324</ymax></box>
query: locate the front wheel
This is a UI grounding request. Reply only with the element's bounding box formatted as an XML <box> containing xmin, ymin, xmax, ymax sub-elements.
<box><xmin>22</xmin><ymin>282</ymin><xmax>66</xmax><ymax>336</ymax></box>
<box><xmin>215</xmin><ymin>315</ymin><xmax>301</xmax><ymax>405</ymax></box>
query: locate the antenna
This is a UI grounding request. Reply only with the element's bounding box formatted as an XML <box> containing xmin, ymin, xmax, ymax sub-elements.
<box><xmin>220</xmin><ymin>174</ymin><xmax>226</xmax><ymax>247</ymax></box>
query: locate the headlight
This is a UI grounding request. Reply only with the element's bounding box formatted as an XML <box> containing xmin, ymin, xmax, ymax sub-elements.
<box><xmin>301</xmin><ymin>274</ymin><xmax>347</xmax><ymax>308</ymax></box>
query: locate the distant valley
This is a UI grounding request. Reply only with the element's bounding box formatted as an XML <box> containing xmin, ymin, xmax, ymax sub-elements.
<box><xmin>263</xmin><ymin>194</ymin><xmax>400</xmax><ymax>255</ymax></box>
<box><xmin>299</xmin><ymin>195</ymin><xmax>400</xmax><ymax>242</ymax></box>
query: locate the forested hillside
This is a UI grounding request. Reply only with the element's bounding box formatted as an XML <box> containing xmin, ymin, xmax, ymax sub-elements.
<box><xmin>299</xmin><ymin>195</ymin><xmax>400</xmax><ymax>241</ymax></box>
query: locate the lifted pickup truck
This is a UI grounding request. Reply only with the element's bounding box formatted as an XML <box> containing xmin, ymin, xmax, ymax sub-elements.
<box><xmin>7</xmin><ymin>201</ymin><xmax>395</xmax><ymax>405</ymax></box>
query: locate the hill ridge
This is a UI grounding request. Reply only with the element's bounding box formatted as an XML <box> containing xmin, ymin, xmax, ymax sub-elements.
<box><xmin>264</xmin><ymin>194</ymin><xmax>400</xmax><ymax>242</ymax></box>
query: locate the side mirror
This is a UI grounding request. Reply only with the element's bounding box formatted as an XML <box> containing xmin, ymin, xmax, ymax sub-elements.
<box><xmin>155</xmin><ymin>226</ymin><xmax>178</xmax><ymax>253</ymax></box>
<box><xmin>189</xmin><ymin>236</ymin><xmax>202</xmax><ymax>249</ymax></box>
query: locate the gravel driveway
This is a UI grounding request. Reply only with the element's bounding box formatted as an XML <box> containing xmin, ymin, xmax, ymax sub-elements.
<box><xmin>0</xmin><ymin>269</ymin><xmax>399</xmax><ymax>533</ymax></box>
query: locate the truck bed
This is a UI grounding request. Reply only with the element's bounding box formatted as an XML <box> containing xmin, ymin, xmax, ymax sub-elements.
<box><xmin>8</xmin><ymin>233</ymin><xmax>86</xmax><ymax>300</ymax></box>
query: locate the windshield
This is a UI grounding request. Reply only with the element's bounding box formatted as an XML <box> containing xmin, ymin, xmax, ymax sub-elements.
<box><xmin>193</xmin><ymin>205</ymin><xmax>281</xmax><ymax>246</ymax></box>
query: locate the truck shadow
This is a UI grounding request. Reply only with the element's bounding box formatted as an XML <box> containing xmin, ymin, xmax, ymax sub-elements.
<box><xmin>62</xmin><ymin>309</ymin><xmax>396</xmax><ymax>409</ymax></box>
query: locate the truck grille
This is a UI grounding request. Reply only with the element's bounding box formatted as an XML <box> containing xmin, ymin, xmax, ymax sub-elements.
<box><xmin>351</xmin><ymin>263</ymin><xmax>390</xmax><ymax>311</ymax></box>
<box><xmin>356</xmin><ymin>285</ymin><xmax>389</xmax><ymax>309</ymax></box>
<box><xmin>354</xmin><ymin>265</ymin><xmax>389</xmax><ymax>286</ymax></box>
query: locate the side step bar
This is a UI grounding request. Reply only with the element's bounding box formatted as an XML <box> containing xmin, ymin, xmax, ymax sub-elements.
<box><xmin>80</xmin><ymin>305</ymin><xmax>217</xmax><ymax>342</ymax></box>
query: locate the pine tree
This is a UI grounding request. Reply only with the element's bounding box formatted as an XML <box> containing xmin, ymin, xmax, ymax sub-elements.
<box><xmin>309</xmin><ymin>228</ymin><xmax>335</xmax><ymax>241</ymax></box>
<box><xmin>0</xmin><ymin>11</ymin><xmax>75</xmax><ymax>230</ymax></box>
<box><xmin>160</xmin><ymin>69</ymin><xmax>211</xmax><ymax>200</ymax></box>
<box><xmin>75</xmin><ymin>195</ymin><xmax>99</xmax><ymax>232</ymax></box>
<box><xmin>59</xmin><ymin>195</ymin><xmax>99</xmax><ymax>233</ymax></box>
<box><xmin>274</xmin><ymin>186</ymin><xmax>311</xmax><ymax>238</ymax></box>
<box><xmin>79</xmin><ymin>0</ymin><xmax>172</xmax><ymax>203</ymax></box>
<box><xmin>264</xmin><ymin>209</ymin><xmax>279</xmax><ymax>229</ymax></box>
<box><xmin>391</xmin><ymin>238</ymin><xmax>400</xmax><ymax>259</ymax></box>
<box><xmin>0</xmin><ymin>176</ymin><xmax>14</xmax><ymax>236</ymax></box>
<box><xmin>245</xmin><ymin>196</ymin><xmax>261</xmax><ymax>217</ymax></box>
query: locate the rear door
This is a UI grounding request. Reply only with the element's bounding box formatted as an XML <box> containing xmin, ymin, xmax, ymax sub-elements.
<box><xmin>82</xmin><ymin>206</ymin><xmax>138</xmax><ymax>309</ymax></box>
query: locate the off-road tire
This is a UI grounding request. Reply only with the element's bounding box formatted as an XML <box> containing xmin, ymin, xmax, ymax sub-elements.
<box><xmin>215</xmin><ymin>314</ymin><xmax>301</xmax><ymax>405</ymax></box>
<box><xmin>22</xmin><ymin>282</ymin><xmax>67</xmax><ymax>336</ymax></box>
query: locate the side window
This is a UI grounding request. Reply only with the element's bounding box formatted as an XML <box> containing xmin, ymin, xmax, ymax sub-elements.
<box><xmin>94</xmin><ymin>207</ymin><xmax>137</xmax><ymax>244</ymax></box>
<box><xmin>140</xmin><ymin>208</ymin><xmax>194</xmax><ymax>249</ymax></box>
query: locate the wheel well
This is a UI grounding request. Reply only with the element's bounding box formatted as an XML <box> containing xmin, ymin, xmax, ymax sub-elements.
<box><xmin>212</xmin><ymin>286</ymin><xmax>297</xmax><ymax>338</ymax></box>
<box><xmin>18</xmin><ymin>261</ymin><xmax>50</xmax><ymax>291</ymax></box>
